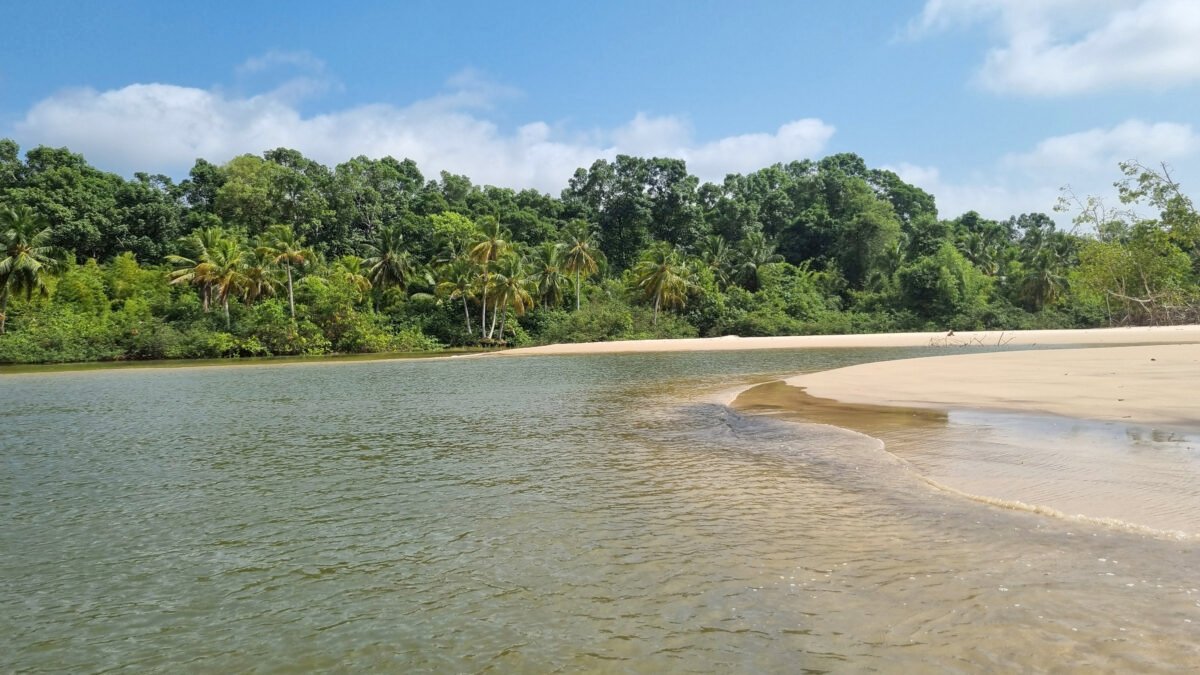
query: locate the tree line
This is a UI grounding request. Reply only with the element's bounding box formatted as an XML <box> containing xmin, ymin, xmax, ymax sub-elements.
<box><xmin>0</xmin><ymin>138</ymin><xmax>1196</xmax><ymax>363</ymax></box>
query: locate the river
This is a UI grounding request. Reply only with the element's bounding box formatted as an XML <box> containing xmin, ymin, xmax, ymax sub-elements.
<box><xmin>2</xmin><ymin>348</ymin><xmax>1198</xmax><ymax>672</ymax></box>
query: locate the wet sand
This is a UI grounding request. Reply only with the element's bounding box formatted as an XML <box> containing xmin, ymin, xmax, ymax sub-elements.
<box><xmin>732</xmin><ymin>381</ymin><xmax>1200</xmax><ymax>536</ymax></box>
<box><xmin>498</xmin><ymin>325</ymin><xmax>1200</xmax><ymax>356</ymax></box>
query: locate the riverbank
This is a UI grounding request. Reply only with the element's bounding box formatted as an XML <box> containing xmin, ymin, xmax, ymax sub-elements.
<box><xmin>496</xmin><ymin>325</ymin><xmax>1200</xmax><ymax>356</ymax></box>
<box><xmin>0</xmin><ymin>348</ymin><xmax>485</xmax><ymax>376</ymax></box>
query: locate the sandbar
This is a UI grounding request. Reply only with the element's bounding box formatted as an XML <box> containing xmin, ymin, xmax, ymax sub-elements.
<box><xmin>786</xmin><ymin>343</ymin><xmax>1200</xmax><ymax>427</ymax></box>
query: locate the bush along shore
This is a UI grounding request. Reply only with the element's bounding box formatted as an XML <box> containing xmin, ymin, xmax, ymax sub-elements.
<box><xmin>1</xmin><ymin>140</ymin><xmax>1197</xmax><ymax>364</ymax></box>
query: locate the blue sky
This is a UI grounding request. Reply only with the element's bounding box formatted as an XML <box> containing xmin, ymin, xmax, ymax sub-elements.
<box><xmin>2</xmin><ymin>0</ymin><xmax>1198</xmax><ymax>221</ymax></box>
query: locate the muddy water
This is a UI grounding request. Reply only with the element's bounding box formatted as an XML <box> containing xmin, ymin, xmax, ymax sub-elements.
<box><xmin>2</xmin><ymin>348</ymin><xmax>1199</xmax><ymax>672</ymax></box>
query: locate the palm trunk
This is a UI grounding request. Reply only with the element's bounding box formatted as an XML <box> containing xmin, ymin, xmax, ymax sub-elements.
<box><xmin>653</xmin><ymin>295</ymin><xmax>660</xmax><ymax>326</ymax></box>
<box><xmin>499</xmin><ymin>304</ymin><xmax>508</xmax><ymax>342</ymax></box>
<box><xmin>286</xmin><ymin>264</ymin><xmax>295</xmax><ymax>319</ymax></box>
<box><xmin>488</xmin><ymin>301</ymin><xmax>499</xmax><ymax>339</ymax></box>
<box><xmin>462</xmin><ymin>295</ymin><xmax>472</xmax><ymax>333</ymax></box>
<box><xmin>202</xmin><ymin>284</ymin><xmax>211</xmax><ymax>313</ymax></box>
<box><xmin>223</xmin><ymin>297</ymin><xmax>231</xmax><ymax>329</ymax></box>
<box><xmin>480</xmin><ymin>271</ymin><xmax>489</xmax><ymax>339</ymax></box>
<box><xmin>0</xmin><ymin>291</ymin><xmax>8</xmax><ymax>334</ymax></box>
<box><xmin>575</xmin><ymin>271</ymin><xmax>581</xmax><ymax>311</ymax></box>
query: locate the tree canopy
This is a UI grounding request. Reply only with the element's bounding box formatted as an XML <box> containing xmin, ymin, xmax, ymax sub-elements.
<box><xmin>0</xmin><ymin>138</ymin><xmax>1195</xmax><ymax>364</ymax></box>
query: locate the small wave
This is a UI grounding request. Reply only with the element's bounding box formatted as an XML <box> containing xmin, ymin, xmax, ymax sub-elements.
<box><xmin>910</xmin><ymin>469</ymin><xmax>1196</xmax><ymax>542</ymax></box>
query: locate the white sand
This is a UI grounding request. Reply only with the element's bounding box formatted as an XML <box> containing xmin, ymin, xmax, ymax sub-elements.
<box><xmin>497</xmin><ymin>325</ymin><xmax>1200</xmax><ymax>356</ymax></box>
<box><xmin>786</xmin><ymin>343</ymin><xmax>1200</xmax><ymax>427</ymax></box>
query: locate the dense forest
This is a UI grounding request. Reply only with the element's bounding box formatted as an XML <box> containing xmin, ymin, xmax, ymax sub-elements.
<box><xmin>0</xmin><ymin>138</ymin><xmax>1197</xmax><ymax>363</ymax></box>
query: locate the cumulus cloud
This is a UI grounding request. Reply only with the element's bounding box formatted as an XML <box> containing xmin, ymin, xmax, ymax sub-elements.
<box><xmin>9</xmin><ymin>72</ymin><xmax>835</xmax><ymax>192</ymax></box>
<box><xmin>908</xmin><ymin>0</ymin><xmax>1200</xmax><ymax>95</ymax></box>
<box><xmin>1002</xmin><ymin>120</ymin><xmax>1200</xmax><ymax>173</ymax></box>
<box><xmin>887</xmin><ymin>162</ymin><xmax>1063</xmax><ymax>222</ymax></box>
<box><xmin>890</xmin><ymin>119</ymin><xmax>1200</xmax><ymax>224</ymax></box>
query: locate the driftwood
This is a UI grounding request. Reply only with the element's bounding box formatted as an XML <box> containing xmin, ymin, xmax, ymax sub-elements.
<box><xmin>1103</xmin><ymin>290</ymin><xmax>1200</xmax><ymax>326</ymax></box>
<box><xmin>928</xmin><ymin>331</ymin><xmax>1015</xmax><ymax>347</ymax></box>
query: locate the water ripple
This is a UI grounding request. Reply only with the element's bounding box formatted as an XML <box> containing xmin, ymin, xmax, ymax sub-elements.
<box><xmin>2</xmin><ymin>348</ymin><xmax>1199</xmax><ymax>672</ymax></box>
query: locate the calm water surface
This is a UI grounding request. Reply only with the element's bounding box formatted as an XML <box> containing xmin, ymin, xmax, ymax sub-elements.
<box><xmin>2</xmin><ymin>348</ymin><xmax>1199</xmax><ymax>672</ymax></box>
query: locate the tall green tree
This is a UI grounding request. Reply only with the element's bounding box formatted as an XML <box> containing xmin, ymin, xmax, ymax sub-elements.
<box><xmin>632</xmin><ymin>242</ymin><xmax>693</xmax><ymax>325</ymax></box>
<box><xmin>435</xmin><ymin>257</ymin><xmax>477</xmax><ymax>334</ymax></box>
<box><xmin>333</xmin><ymin>255</ymin><xmax>373</xmax><ymax>304</ymax></box>
<box><xmin>262</xmin><ymin>224</ymin><xmax>313</xmax><ymax>319</ymax></box>
<box><xmin>241</xmin><ymin>247</ymin><xmax>280</xmax><ymax>305</ymax></box>
<box><xmin>468</xmin><ymin>217</ymin><xmax>509</xmax><ymax>338</ymax></box>
<box><xmin>166</xmin><ymin>227</ymin><xmax>228</xmax><ymax>313</ymax></box>
<box><xmin>698</xmin><ymin>234</ymin><xmax>734</xmax><ymax>288</ymax></box>
<box><xmin>530</xmin><ymin>241</ymin><xmax>567</xmax><ymax>309</ymax></box>
<box><xmin>734</xmin><ymin>230</ymin><xmax>784</xmax><ymax>291</ymax></box>
<box><xmin>559</xmin><ymin>220</ymin><xmax>603</xmax><ymax>311</ymax></box>
<box><xmin>205</xmin><ymin>238</ymin><xmax>249</xmax><ymax>328</ymax></box>
<box><xmin>491</xmin><ymin>254</ymin><xmax>534</xmax><ymax>341</ymax></box>
<box><xmin>363</xmin><ymin>225</ymin><xmax>415</xmax><ymax>301</ymax></box>
<box><xmin>0</xmin><ymin>206</ymin><xmax>64</xmax><ymax>333</ymax></box>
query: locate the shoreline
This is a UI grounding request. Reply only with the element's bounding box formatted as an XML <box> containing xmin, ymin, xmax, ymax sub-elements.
<box><xmin>6</xmin><ymin>325</ymin><xmax>1200</xmax><ymax>378</ymax></box>
<box><xmin>0</xmin><ymin>348</ymin><xmax>487</xmax><ymax>377</ymax></box>
<box><xmin>494</xmin><ymin>325</ymin><xmax>1200</xmax><ymax>356</ymax></box>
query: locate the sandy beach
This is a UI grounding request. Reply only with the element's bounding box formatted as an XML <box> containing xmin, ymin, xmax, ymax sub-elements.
<box><xmin>497</xmin><ymin>325</ymin><xmax>1200</xmax><ymax>355</ymax></box>
<box><xmin>785</xmin><ymin>342</ymin><xmax>1200</xmax><ymax>427</ymax></box>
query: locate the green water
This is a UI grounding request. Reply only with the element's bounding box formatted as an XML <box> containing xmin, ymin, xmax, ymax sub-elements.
<box><xmin>2</xmin><ymin>349</ymin><xmax>1198</xmax><ymax>672</ymax></box>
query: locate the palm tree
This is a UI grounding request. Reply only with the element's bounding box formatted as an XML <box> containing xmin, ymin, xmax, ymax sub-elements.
<box><xmin>333</xmin><ymin>255</ymin><xmax>373</xmax><ymax>304</ymax></box>
<box><xmin>491</xmin><ymin>254</ymin><xmax>534</xmax><ymax>341</ymax></box>
<box><xmin>468</xmin><ymin>218</ymin><xmax>509</xmax><ymax>338</ymax></box>
<box><xmin>205</xmin><ymin>238</ymin><xmax>248</xmax><ymax>328</ymax></box>
<box><xmin>364</xmin><ymin>225</ymin><xmax>414</xmax><ymax>304</ymax></box>
<box><xmin>1021</xmin><ymin>247</ymin><xmax>1067</xmax><ymax>311</ymax></box>
<box><xmin>241</xmin><ymin>247</ymin><xmax>280</xmax><ymax>305</ymax></box>
<box><xmin>957</xmin><ymin>230</ymin><xmax>1003</xmax><ymax>276</ymax></box>
<box><xmin>166</xmin><ymin>227</ymin><xmax>227</xmax><ymax>312</ymax></box>
<box><xmin>698</xmin><ymin>234</ymin><xmax>733</xmax><ymax>288</ymax></box>
<box><xmin>560</xmin><ymin>220</ymin><xmax>603</xmax><ymax>311</ymax></box>
<box><xmin>734</xmin><ymin>230</ymin><xmax>783</xmax><ymax>291</ymax></box>
<box><xmin>435</xmin><ymin>257</ymin><xmax>476</xmax><ymax>334</ymax></box>
<box><xmin>0</xmin><ymin>206</ymin><xmax>64</xmax><ymax>334</ymax></box>
<box><xmin>632</xmin><ymin>242</ymin><xmax>693</xmax><ymax>325</ymax></box>
<box><xmin>262</xmin><ymin>224</ymin><xmax>312</xmax><ymax>319</ymax></box>
<box><xmin>530</xmin><ymin>241</ymin><xmax>567</xmax><ymax>309</ymax></box>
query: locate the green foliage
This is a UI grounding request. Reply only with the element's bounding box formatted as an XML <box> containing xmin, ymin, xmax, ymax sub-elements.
<box><xmin>54</xmin><ymin>259</ymin><xmax>110</xmax><ymax>315</ymax></box>
<box><xmin>536</xmin><ymin>300</ymin><xmax>635</xmax><ymax>343</ymax></box>
<box><xmin>895</xmin><ymin>243</ymin><xmax>992</xmax><ymax>323</ymax></box>
<box><xmin>1073</xmin><ymin>227</ymin><xmax>1196</xmax><ymax>325</ymax></box>
<box><xmin>0</xmin><ymin>308</ymin><xmax>121</xmax><ymax>363</ymax></box>
<box><xmin>2</xmin><ymin>141</ymin><xmax>1197</xmax><ymax>363</ymax></box>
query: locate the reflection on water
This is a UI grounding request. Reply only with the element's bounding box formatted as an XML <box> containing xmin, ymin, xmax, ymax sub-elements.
<box><xmin>2</xmin><ymin>348</ymin><xmax>1199</xmax><ymax>672</ymax></box>
<box><xmin>734</xmin><ymin>381</ymin><xmax>1200</xmax><ymax>537</ymax></box>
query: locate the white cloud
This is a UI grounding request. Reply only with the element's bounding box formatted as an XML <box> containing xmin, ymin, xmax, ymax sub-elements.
<box><xmin>609</xmin><ymin>114</ymin><xmax>835</xmax><ymax>179</ymax></box>
<box><xmin>10</xmin><ymin>73</ymin><xmax>835</xmax><ymax>192</ymax></box>
<box><xmin>909</xmin><ymin>0</ymin><xmax>1200</xmax><ymax>95</ymax></box>
<box><xmin>890</xmin><ymin>119</ymin><xmax>1200</xmax><ymax>224</ymax></box>
<box><xmin>235</xmin><ymin>50</ymin><xmax>329</xmax><ymax>77</ymax></box>
<box><xmin>1002</xmin><ymin>120</ymin><xmax>1199</xmax><ymax>173</ymax></box>
<box><xmin>888</xmin><ymin>162</ymin><xmax>1063</xmax><ymax>222</ymax></box>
